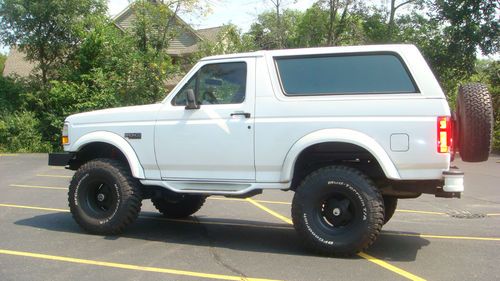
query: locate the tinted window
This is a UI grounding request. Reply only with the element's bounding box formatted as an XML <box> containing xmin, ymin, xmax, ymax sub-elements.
<box><xmin>172</xmin><ymin>62</ymin><xmax>247</xmax><ymax>106</ymax></box>
<box><xmin>275</xmin><ymin>54</ymin><xmax>416</xmax><ymax>95</ymax></box>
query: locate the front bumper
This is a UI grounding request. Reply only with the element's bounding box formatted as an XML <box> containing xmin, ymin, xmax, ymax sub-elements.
<box><xmin>48</xmin><ymin>152</ymin><xmax>75</xmax><ymax>166</ymax></box>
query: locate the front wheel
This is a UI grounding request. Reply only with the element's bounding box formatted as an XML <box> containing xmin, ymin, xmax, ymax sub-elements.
<box><xmin>292</xmin><ymin>166</ymin><xmax>384</xmax><ymax>256</ymax></box>
<box><xmin>68</xmin><ymin>158</ymin><xmax>142</xmax><ymax>235</ymax></box>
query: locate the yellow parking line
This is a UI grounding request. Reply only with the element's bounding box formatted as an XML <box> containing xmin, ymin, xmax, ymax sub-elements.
<box><xmin>50</xmin><ymin>167</ymin><xmax>67</xmax><ymax>170</ymax></box>
<box><xmin>0</xmin><ymin>249</ymin><xmax>280</xmax><ymax>281</ymax></box>
<box><xmin>36</xmin><ymin>174</ymin><xmax>72</xmax><ymax>178</ymax></box>
<box><xmin>0</xmin><ymin>203</ymin><xmax>68</xmax><ymax>212</ymax></box>
<box><xmin>356</xmin><ymin>252</ymin><xmax>426</xmax><ymax>281</ymax></box>
<box><xmin>396</xmin><ymin>209</ymin><xmax>446</xmax><ymax>215</ymax></box>
<box><xmin>246</xmin><ymin>198</ymin><xmax>293</xmax><ymax>224</ymax></box>
<box><xmin>245</xmin><ymin>198</ymin><xmax>426</xmax><ymax>281</ymax></box>
<box><xmin>9</xmin><ymin>184</ymin><xmax>67</xmax><ymax>190</ymax></box>
<box><xmin>383</xmin><ymin>232</ymin><xmax>500</xmax><ymax>241</ymax></box>
<box><xmin>487</xmin><ymin>213</ymin><xmax>500</xmax><ymax>216</ymax></box>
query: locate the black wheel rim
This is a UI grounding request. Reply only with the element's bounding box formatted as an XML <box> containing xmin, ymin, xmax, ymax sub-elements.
<box><xmin>316</xmin><ymin>190</ymin><xmax>360</xmax><ymax>234</ymax></box>
<box><xmin>80</xmin><ymin>178</ymin><xmax>119</xmax><ymax>219</ymax></box>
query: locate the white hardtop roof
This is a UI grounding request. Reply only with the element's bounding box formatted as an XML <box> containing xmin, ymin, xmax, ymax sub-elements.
<box><xmin>200</xmin><ymin>44</ymin><xmax>418</xmax><ymax>61</ymax></box>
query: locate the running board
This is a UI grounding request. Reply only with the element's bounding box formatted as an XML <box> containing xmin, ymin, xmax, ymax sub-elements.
<box><xmin>140</xmin><ymin>180</ymin><xmax>289</xmax><ymax>195</ymax></box>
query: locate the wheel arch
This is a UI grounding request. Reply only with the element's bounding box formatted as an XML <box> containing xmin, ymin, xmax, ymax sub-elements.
<box><xmin>281</xmin><ymin>129</ymin><xmax>400</xmax><ymax>184</ymax></box>
<box><xmin>69</xmin><ymin>131</ymin><xmax>145</xmax><ymax>179</ymax></box>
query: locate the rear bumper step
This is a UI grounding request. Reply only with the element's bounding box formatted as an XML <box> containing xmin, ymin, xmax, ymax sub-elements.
<box><xmin>442</xmin><ymin>169</ymin><xmax>464</xmax><ymax>193</ymax></box>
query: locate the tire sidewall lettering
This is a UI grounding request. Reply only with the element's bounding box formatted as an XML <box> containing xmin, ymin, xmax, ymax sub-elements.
<box><xmin>327</xmin><ymin>179</ymin><xmax>367</xmax><ymax>221</ymax></box>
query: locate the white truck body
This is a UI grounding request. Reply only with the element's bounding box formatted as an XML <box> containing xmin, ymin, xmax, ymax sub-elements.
<box><xmin>63</xmin><ymin>44</ymin><xmax>455</xmax><ymax>194</ymax></box>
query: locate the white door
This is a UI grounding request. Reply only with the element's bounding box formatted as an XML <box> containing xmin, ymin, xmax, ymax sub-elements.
<box><xmin>154</xmin><ymin>59</ymin><xmax>255</xmax><ymax>181</ymax></box>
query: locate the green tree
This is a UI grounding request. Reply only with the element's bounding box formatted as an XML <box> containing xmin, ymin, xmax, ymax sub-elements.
<box><xmin>247</xmin><ymin>9</ymin><xmax>303</xmax><ymax>49</ymax></box>
<box><xmin>427</xmin><ymin>0</ymin><xmax>499</xmax><ymax>79</ymax></box>
<box><xmin>196</xmin><ymin>24</ymin><xmax>255</xmax><ymax>58</ymax></box>
<box><xmin>294</xmin><ymin>1</ymin><xmax>366</xmax><ymax>47</ymax></box>
<box><xmin>0</xmin><ymin>0</ymin><xmax>108</xmax><ymax>85</ymax></box>
<box><xmin>295</xmin><ymin>4</ymin><xmax>329</xmax><ymax>47</ymax></box>
<box><xmin>0</xmin><ymin>52</ymin><xmax>6</xmax><ymax>73</ymax></box>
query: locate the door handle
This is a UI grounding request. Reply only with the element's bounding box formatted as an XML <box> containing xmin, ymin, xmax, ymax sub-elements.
<box><xmin>230</xmin><ymin>112</ymin><xmax>251</xmax><ymax>118</ymax></box>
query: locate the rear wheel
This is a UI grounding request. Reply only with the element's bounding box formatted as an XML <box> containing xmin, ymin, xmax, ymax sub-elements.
<box><xmin>456</xmin><ymin>83</ymin><xmax>493</xmax><ymax>162</ymax></box>
<box><xmin>152</xmin><ymin>194</ymin><xmax>206</xmax><ymax>219</ymax></box>
<box><xmin>68</xmin><ymin>158</ymin><xmax>142</xmax><ymax>235</ymax></box>
<box><xmin>292</xmin><ymin>166</ymin><xmax>384</xmax><ymax>256</ymax></box>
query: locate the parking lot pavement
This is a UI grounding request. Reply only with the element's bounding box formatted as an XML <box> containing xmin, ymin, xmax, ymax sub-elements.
<box><xmin>0</xmin><ymin>154</ymin><xmax>499</xmax><ymax>281</ymax></box>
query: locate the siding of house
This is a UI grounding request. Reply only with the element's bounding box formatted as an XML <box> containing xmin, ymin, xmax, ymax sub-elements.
<box><xmin>115</xmin><ymin>9</ymin><xmax>200</xmax><ymax>56</ymax></box>
<box><xmin>2</xmin><ymin>47</ymin><xmax>37</xmax><ymax>77</ymax></box>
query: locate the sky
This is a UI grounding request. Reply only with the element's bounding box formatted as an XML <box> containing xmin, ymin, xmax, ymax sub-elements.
<box><xmin>108</xmin><ymin>0</ymin><xmax>317</xmax><ymax>31</ymax></box>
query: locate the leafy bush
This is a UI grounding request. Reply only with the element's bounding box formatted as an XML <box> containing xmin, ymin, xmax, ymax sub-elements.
<box><xmin>0</xmin><ymin>76</ymin><xmax>27</xmax><ymax>113</ymax></box>
<box><xmin>0</xmin><ymin>111</ymin><xmax>52</xmax><ymax>152</ymax></box>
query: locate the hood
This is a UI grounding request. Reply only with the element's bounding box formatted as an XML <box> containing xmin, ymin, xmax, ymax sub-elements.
<box><xmin>66</xmin><ymin>103</ymin><xmax>163</xmax><ymax>125</ymax></box>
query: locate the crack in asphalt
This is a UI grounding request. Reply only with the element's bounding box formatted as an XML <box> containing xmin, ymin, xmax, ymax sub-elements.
<box><xmin>193</xmin><ymin>216</ymin><xmax>249</xmax><ymax>280</ymax></box>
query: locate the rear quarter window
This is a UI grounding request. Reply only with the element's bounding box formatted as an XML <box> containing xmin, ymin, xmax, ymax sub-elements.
<box><xmin>275</xmin><ymin>53</ymin><xmax>417</xmax><ymax>96</ymax></box>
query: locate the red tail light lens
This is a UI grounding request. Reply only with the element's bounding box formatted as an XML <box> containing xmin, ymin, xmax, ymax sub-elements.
<box><xmin>437</xmin><ymin>116</ymin><xmax>453</xmax><ymax>153</ymax></box>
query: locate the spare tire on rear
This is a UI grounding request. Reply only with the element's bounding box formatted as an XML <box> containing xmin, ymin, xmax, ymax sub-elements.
<box><xmin>456</xmin><ymin>83</ymin><xmax>494</xmax><ymax>162</ymax></box>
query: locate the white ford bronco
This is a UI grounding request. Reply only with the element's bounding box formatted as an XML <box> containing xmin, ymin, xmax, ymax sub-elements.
<box><xmin>49</xmin><ymin>44</ymin><xmax>494</xmax><ymax>256</ymax></box>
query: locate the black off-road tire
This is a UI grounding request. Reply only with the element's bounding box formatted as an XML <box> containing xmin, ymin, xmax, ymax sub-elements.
<box><xmin>291</xmin><ymin>166</ymin><xmax>384</xmax><ymax>256</ymax></box>
<box><xmin>68</xmin><ymin>158</ymin><xmax>142</xmax><ymax>235</ymax></box>
<box><xmin>151</xmin><ymin>195</ymin><xmax>206</xmax><ymax>219</ymax></box>
<box><xmin>383</xmin><ymin>196</ymin><xmax>398</xmax><ymax>224</ymax></box>
<box><xmin>456</xmin><ymin>83</ymin><xmax>494</xmax><ymax>162</ymax></box>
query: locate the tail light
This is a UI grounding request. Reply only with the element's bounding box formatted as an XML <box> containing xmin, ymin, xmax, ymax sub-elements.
<box><xmin>437</xmin><ymin>116</ymin><xmax>453</xmax><ymax>153</ymax></box>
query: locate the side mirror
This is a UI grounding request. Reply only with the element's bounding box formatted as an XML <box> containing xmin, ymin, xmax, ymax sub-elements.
<box><xmin>185</xmin><ymin>89</ymin><xmax>200</xmax><ymax>110</ymax></box>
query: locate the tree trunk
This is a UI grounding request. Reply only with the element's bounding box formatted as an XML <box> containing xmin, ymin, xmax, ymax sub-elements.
<box><xmin>333</xmin><ymin>1</ymin><xmax>350</xmax><ymax>45</ymax></box>
<box><xmin>388</xmin><ymin>0</ymin><xmax>396</xmax><ymax>40</ymax></box>
<box><xmin>326</xmin><ymin>0</ymin><xmax>338</xmax><ymax>46</ymax></box>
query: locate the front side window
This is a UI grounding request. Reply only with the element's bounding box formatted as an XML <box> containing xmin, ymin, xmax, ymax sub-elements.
<box><xmin>172</xmin><ymin>62</ymin><xmax>247</xmax><ymax>106</ymax></box>
<box><xmin>275</xmin><ymin>53</ymin><xmax>417</xmax><ymax>96</ymax></box>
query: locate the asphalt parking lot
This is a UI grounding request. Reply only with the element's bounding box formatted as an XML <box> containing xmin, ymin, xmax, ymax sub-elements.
<box><xmin>0</xmin><ymin>153</ymin><xmax>499</xmax><ymax>281</ymax></box>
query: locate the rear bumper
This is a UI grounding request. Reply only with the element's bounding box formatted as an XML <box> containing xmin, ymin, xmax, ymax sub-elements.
<box><xmin>442</xmin><ymin>169</ymin><xmax>464</xmax><ymax>193</ymax></box>
<box><xmin>48</xmin><ymin>152</ymin><xmax>74</xmax><ymax>166</ymax></box>
<box><xmin>384</xmin><ymin>168</ymin><xmax>464</xmax><ymax>199</ymax></box>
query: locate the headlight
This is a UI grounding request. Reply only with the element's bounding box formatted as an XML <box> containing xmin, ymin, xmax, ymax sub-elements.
<box><xmin>62</xmin><ymin>123</ymin><xmax>69</xmax><ymax>145</ymax></box>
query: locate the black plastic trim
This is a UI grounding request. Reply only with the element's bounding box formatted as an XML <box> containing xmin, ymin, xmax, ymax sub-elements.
<box><xmin>48</xmin><ymin>152</ymin><xmax>75</xmax><ymax>166</ymax></box>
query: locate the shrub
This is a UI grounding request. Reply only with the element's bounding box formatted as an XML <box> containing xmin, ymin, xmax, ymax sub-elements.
<box><xmin>0</xmin><ymin>111</ymin><xmax>52</xmax><ymax>152</ymax></box>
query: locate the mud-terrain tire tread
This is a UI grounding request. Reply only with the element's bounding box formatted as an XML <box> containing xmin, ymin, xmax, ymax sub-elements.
<box><xmin>68</xmin><ymin>158</ymin><xmax>142</xmax><ymax>235</ymax></box>
<box><xmin>151</xmin><ymin>195</ymin><xmax>206</xmax><ymax>219</ymax></box>
<box><xmin>457</xmin><ymin>83</ymin><xmax>494</xmax><ymax>162</ymax></box>
<box><xmin>383</xmin><ymin>196</ymin><xmax>398</xmax><ymax>224</ymax></box>
<box><xmin>291</xmin><ymin>166</ymin><xmax>384</xmax><ymax>256</ymax></box>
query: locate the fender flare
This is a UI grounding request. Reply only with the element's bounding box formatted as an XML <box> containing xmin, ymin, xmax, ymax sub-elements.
<box><xmin>280</xmin><ymin>129</ymin><xmax>401</xmax><ymax>182</ymax></box>
<box><xmin>69</xmin><ymin>131</ymin><xmax>145</xmax><ymax>179</ymax></box>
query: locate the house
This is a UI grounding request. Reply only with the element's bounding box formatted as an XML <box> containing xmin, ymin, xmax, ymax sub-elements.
<box><xmin>2</xmin><ymin>2</ymin><xmax>223</xmax><ymax>82</ymax></box>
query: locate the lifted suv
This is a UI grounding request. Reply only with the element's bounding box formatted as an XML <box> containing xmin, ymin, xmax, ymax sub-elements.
<box><xmin>49</xmin><ymin>45</ymin><xmax>494</xmax><ymax>256</ymax></box>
